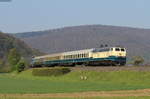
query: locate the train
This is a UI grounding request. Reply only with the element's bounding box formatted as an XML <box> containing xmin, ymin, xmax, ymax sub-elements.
<box><xmin>31</xmin><ymin>47</ymin><xmax>126</xmax><ymax>67</ymax></box>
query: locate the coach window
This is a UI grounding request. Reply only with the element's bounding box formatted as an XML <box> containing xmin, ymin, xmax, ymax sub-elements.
<box><xmin>86</xmin><ymin>54</ymin><xmax>88</xmax><ymax>57</ymax></box>
<box><xmin>84</xmin><ymin>54</ymin><xmax>87</xmax><ymax>57</ymax></box>
<box><xmin>75</xmin><ymin>55</ymin><xmax>77</xmax><ymax>59</ymax></box>
<box><xmin>81</xmin><ymin>54</ymin><xmax>83</xmax><ymax>58</ymax></box>
<box><xmin>70</xmin><ymin>55</ymin><xmax>72</xmax><ymax>59</ymax></box>
<box><xmin>84</xmin><ymin>54</ymin><xmax>86</xmax><ymax>58</ymax></box>
<box><xmin>70</xmin><ymin>55</ymin><xmax>71</xmax><ymax>59</ymax></box>
<box><xmin>78</xmin><ymin>54</ymin><xmax>80</xmax><ymax>58</ymax></box>
<box><xmin>83</xmin><ymin>54</ymin><xmax>85</xmax><ymax>58</ymax></box>
<box><xmin>69</xmin><ymin>55</ymin><xmax>71</xmax><ymax>59</ymax></box>
<box><xmin>80</xmin><ymin>54</ymin><xmax>82</xmax><ymax>58</ymax></box>
<box><xmin>77</xmin><ymin>54</ymin><xmax>79</xmax><ymax>58</ymax></box>
<box><xmin>79</xmin><ymin>54</ymin><xmax>81</xmax><ymax>58</ymax></box>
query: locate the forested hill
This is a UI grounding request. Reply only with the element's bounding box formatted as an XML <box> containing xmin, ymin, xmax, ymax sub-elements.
<box><xmin>0</xmin><ymin>32</ymin><xmax>41</xmax><ymax>69</ymax></box>
<box><xmin>14</xmin><ymin>25</ymin><xmax>150</xmax><ymax>62</ymax></box>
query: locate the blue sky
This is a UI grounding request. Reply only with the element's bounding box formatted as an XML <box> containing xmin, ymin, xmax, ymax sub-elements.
<box><xmin>0</xmin><ymin>0</ymin><xmax>150</xmax><ymax>33</ymax></box>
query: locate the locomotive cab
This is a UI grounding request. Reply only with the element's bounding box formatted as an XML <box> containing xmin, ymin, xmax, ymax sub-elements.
<box><xmin>91</xmin><ymin>47</ymin><xmax>126</xmax><ymax>65</ymax></box>
<box><xmin>110</xmin><ymin>47</ymin><xmax>126</xmax><ymax>57</ymax></box>
<box><xmin>109</xmin><ymin>47</ymin><xmax>126</xmax><ymax>65</ymax></box>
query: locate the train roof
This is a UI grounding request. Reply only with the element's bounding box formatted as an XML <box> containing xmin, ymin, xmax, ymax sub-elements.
<box><xmin>34</xmin><ymin>53</ymin><xmax>62</xmax><ymax>59</ymax></box>
<box><xmin>62</xmin><ymin>48</ymin><xmax>94</xmax><ymax>55</ymax></box>
<box><xmin>34</xmin><ymin>48</ymin><xmax>94</xmax><ymax>59</ymax></box>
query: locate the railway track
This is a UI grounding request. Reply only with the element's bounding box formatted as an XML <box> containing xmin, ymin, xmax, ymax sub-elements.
<box><xmin>70</xmin><ymin>66</ymin><xmax>150</xmax><ymax>72</ymax></box>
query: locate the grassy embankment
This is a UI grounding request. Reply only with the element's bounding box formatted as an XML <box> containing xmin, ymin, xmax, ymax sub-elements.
<box><xmin>1</xmin><ymin>68</ymin><xmax>150</xmax><ymax>94</ymax></box>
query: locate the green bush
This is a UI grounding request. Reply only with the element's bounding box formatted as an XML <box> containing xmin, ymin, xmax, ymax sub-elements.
<box><xmin>131</xmin><ymin>56</ymin><xmax>144</xmax><ymax>66</ymax></box>
<box><xmin>16</xmin><ymin>60</ymin><xmax>26</xmax><ymax>73</ymax></box>
<box><xmin>32</xmin><ymin>67</ymin><xmax>71</xmax><ymax>76</ymax></box>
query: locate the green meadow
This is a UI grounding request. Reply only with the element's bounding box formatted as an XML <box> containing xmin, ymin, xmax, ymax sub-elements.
<box><xmin>0</xmin><ymin>69</ymin><xmax>150</xmax><ymax>94</ymax></box>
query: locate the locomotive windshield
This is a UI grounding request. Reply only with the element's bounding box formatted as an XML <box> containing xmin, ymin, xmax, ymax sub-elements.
<box><xmin>115</xmin><ymin>48</ymin><xmax>125</xmax><ymax>51</ymax></box>
<box><xmin>121</xmin><ymin>48</ymin><xmax>125</xmax><ymax>51</ymax></box>
<box><xmin>115</xmin><ymin>48</ymin><xmax>120</xmax><ymax>51</ymax></box>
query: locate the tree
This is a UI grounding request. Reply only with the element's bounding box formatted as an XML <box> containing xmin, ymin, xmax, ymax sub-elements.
<box><xmin>0</xmin><ymin>59</ymin><xmax>3</xmax><ymax>67</ymax></box>
<box><xmin>0</xmin><ymin>59</ymin><xmax>4</xmax><ymax>72</ymax></box>
<box><xmin>8</xmin><ymin>48</ymin><xmax>21</xmax><ymax>71</ymax></box>
<box><xmin>16</xmin><ymin>59</ymin><xmax>26</xmax><ymax>73</ymax></box>
<box><xmin>132</xmin><ymin>56</ymin><xmax>144</xmax><ymax>66</ymax></box>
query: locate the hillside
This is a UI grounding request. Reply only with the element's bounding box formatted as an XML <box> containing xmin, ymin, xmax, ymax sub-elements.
<box><xmin>14</xmin><ymin>25</ymin><xmax>150</xmax><ymax>62</ymax></box>
<box><xmin>0</xmin><ymin>32</ymin><xmax>41</xmax><ymax>70</ymax></box>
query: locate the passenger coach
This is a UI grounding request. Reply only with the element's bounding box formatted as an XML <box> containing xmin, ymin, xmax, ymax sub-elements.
<box><xmin>32</xmin><ymin>47</ymin><xmax>126</xmax><ymax>67</ymax></box>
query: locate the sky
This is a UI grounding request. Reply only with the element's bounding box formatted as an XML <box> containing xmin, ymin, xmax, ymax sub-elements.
<box><xmin>0</xmin><ymin>0</ymin><xmax>150</xmax><ymax>33</ymax></box>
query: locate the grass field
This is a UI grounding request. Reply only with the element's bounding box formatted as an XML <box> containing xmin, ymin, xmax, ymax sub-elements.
<box><xmin>1</xmin><ymin>68</ymin><xmax>150</xmax><ymax>94</ymax></box>
<box><xmin>1</xmin><ymin>67</ymin><xmax>150</xmax><ymax>99</ymax></box>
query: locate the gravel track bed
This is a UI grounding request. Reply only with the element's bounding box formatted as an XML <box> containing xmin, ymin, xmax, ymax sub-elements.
<box><xmin>70</xmin><ymin>66</ymin><xmax>150</xmax><ymax>72</ymax></box>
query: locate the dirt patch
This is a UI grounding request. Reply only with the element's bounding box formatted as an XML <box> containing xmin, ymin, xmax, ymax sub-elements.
<box><xmin>1</xmin><ymin>89</ymin><xmax>150</xmax><ymax>98</ymax></box>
